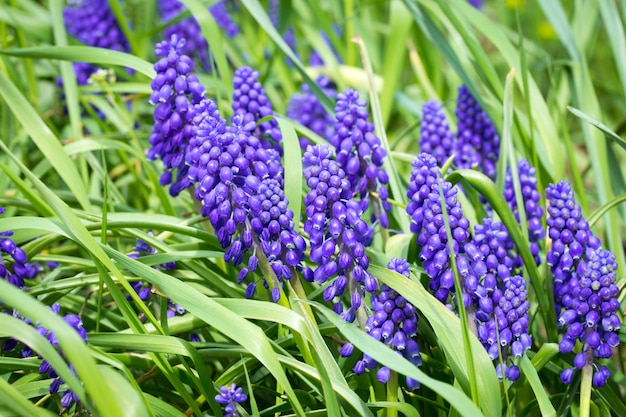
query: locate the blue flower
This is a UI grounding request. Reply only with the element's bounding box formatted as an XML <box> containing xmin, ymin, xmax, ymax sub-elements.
<box><xmin>302</xmin><ymin>144</ymin><xmax>376</xmax><ymax>319</ymax></box>
<box><xmin>149</xmin><ymin>35</ymin><xmax>206</xmax><ymax>196</ymax></box>
<box><xmin>215</xmin><ymin>383</ymin><xmax>247</xmax><ymax>417</ymax></box>
<box><xmin>331</xmin><ymin>88</ymin><xmax>391</xmax><ymax>228</ymax></box>
<box><xmin>454</xmin><ymin>85</ymin><xmax>500</xmax><ymax>180</ymax></box>
<box><xmin>419</xmin><ymin>101</ymin><xmax>455</xmax><ymax>167</ymax></box>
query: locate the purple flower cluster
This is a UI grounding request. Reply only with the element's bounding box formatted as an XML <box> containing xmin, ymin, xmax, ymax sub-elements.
<box><xmin>287</xmin><ymin>75</ymin><xmax>336</xmax><ymax>150</ymax></box>
<box><xmin>558</xmin><ymin>248</ymin><xmax>620</xmax><ymax>387</ymax></box>
<box><xmin>546</xmin><ymin>181</ymin><xmax>601</xmax><ymax>312</ymax></box>
<box><xmin>210</xmin><ymin>0</ymin><xmax>240</xmax><ymax>38</ymax></box>
<box><xmin>350</xmin><ymin>258</ymin><xmax>422</xmax><ymax>389</ymax></box>
<box><xmin>454</xmin><ymin>85</ymin><xmax>500</xmax><ymax>180</ymax></box>
<box><xmin>419</xmin><ymin>101</ymin><xmax>456</xmax><ymax>167</ymax></box>
<box><xmin>185</xmin><ymin>94</ymin><xmax>303</xmax><ymax>301</ymax></box>
<box><xmin>158</xmin><ymin>0</ymin><xmax>213</xmax><ymax>71</ymax></box>
<box><xmin>302</xmin><ymin>144</ymin><xmax>376</xmax><ymax>320</ymax></box>
<box><xmin>149</xmin><ymin>35</ymin><xmax>206</xmax><ymax>196</ymax></box>
<box><xmin>406</xmin><ymin>153</ymin><xmax>471</xmax><ymax>309</ymax></box>
<box><xmin>215</xmin><ymin>383</ymin><xmax>247</xmax><ymax>417</ymax></box>
<box><xmin>63</xmin><ymin>0</ymin><xmax>130</xmax><ymax>84</ymax></box>
<box><xmin>503</xmin><ymin>159</ymin><xmax>545</xmax><ymax>267</ymax></box>
<box><xmin>37</xmin><ymin>304</ymin><xmax>88</xmax><ymax>410</ymax></box>
<box><xmin>547</xmin><ymin>181</ymin><xmax>620</xmax><ymax>387</ymax></box>
<box><xmin>475</xmin><ymin>272</ymin><xmax>531</xmax><ymax>381</ymax></box>
<box><xmin>0</xmin><ymin>215</ymin><xmax>38</xmax><ymax>289</ymax></box>
<box><xmin>232</xmin><ymin>66</ymin><xmax>282</xmax><ymax>149</ymax></box>
<box><xmin>331</xmin><ymin>88</ymin><xmax>391</xmax><ymax>228</ymax></box>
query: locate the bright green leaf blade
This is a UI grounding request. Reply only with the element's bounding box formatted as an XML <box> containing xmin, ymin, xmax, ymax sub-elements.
<box><xmin>369</xmin><ymin>265</ymin><xmax>500</xmax><ymax>417</ymax></box>
<box><xmin>277</xmin><ymin>117</ymin><xmax>303</xmax><ymax>219</ymax></box>
<box><xmin>0</xmin><ymin>46</ymin><xmax>155</xmax><ymax>78</ymax></box>
<box><xmin>520</xmin><ymin>355</ymin><xmax>557</xmax><ymax>417</ymax></box>
<box><xmin>310</xmin><ymin>298</ymin><xmax>486</xmax><ymax>417</ymax></box>
<box><xmin>0</xmin><ymin>71</ymin><xmax>91</xmax><ymax>211</ymax></box>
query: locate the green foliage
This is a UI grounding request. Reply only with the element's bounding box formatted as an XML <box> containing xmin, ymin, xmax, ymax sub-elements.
<box><xmin>0</xmin><ymin>0</ymin><xmax>624</xmax><ymax>416</ymax></box>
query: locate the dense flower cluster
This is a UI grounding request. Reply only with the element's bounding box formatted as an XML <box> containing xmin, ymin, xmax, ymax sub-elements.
<box><xmin>36</xmin><ymin>304</ymin><xmax>88</xmax><ymax>409</ymax></box>
<box><xmin>350</xmin><ymin>258</ymin><xmax>422</xmax><ymax>389</ymax></box>
<box><xmin>210</xmin><ymin>0</ymin><xmax>240</xmax><ymax>38</ymax></box>
<box><xmin>232</xmin><ymin>66</ymin><xmax>282</xmax><ymax>150</ymax></box>
<box><xmin>503</xmin><ymin>159</ymin><xmax>545</xmax><ymax>266</ymax></box>
<box><xmin>149</xmin><ymin>35</ymin><xmax>206</xmax><ymax>196</ymax></box>
<box><xmin>406</xmin><ymin>153</ymin><xmax>471</xmax><ymax>309</ymax></box>
<box><xmin>546</xmin><ymin>181</ymin><xmax>601</xmax><ymax>312</ymax></box>
<box><xmin>419</xmin><ymin>101</ymin><xmax>456</xmax><ymax>167</ymax></box>
<box><xmin>158</xmin><ymin>0</ymin><xmax>209</xmax><ymax>70</ymax></box>
<box><xmin>547</xmin><ymin>181</ymin><xmax>620</xmax><ymax>386</ymax></box>
<box><xmin>331</xmin><ymin>88</ymin><xmax>391</xmax><ymax>228</ymax></box>
<box><xmin>185</xmin><ymin>87</ymin><xmax>302</xmax><ymax>301</ymax></box>
<box><xmin>0</xmin><ymin>209</ymin><xmax>38</xmax><ymax>289</ymax></box>
<box><xmin>215</xmin><ymin>384</ymin><xmax>247</xmax><ymax>417</ymax></box>
<box><xmin>454</xmin><ymin>85</ymin><xmax>500</xmax><ymax>180</ymax></box>
<box><xmin>63</xmin><ymin>0</ymin><xmax>130</xmax><ymax>84</ymax></box>
<box><xmin>286</xmin><ymin>75</ymin><xmax>336</xmax><ymax>150</ymax></box>
<box><xmin>558</xmin><ymin>248</ymin><xmax>620</xmax><ymax>387</ymax></box>
<box><xmin>302</xmin><ymin>145</ymin><xmax>376</xmax><ymax>320</ymax></box>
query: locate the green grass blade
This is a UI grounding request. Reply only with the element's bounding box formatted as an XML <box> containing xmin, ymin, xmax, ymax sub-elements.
<box><xmin>239</xmin><ymin>0</ymin><xmax>334</xmax><ymax>112</ymax></box>
<box><xmin>0</xmin><ymin>377</ymin><xmax>57</xmax><ymax>417</ymax></box>
<box><xmin>567</xmin><ymin>106</ymin><xmax>626</xmax><ymax>153</ymax></box>
<box><xmin>310</xmin><ymin>298</ymin><xmax>486</xmax><ymax>417</ymax></box>
<box><xmin>0</xmin><ymin>46</ymin><xmax>155</xmax><ymax>78</ymax></box>
<box><xmin>0</xmin><ymin>71</ymin><xmax>90</xmax><ymax>211</ymax></box>
<box><xmin>519</xmin><ymin>356</ymin><xmax>556</xmax><ymax>417</ymax></box>
<box><xmin>277</xmin><ymin>117</ymin><xmax>303</xmax><ymax>219</ymax></box>
<box><xmin>102</xmin><ymin>245</ymin><xmax>307</xmax><ymax>417</ymax></box>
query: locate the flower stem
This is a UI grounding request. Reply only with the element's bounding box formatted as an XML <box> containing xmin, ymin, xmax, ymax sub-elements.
<box><xmin>386</xmin><ymin>371</ymin><xmax>399</xmax><ymax>417</ymax></box>
<box><xmin>580</xmin><ymin>363</ymin><xmax>593</xmax><ymax>417</ymax></box>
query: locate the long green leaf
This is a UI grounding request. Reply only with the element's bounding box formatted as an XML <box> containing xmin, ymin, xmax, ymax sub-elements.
<box><xmin>369</xmin><ymin>265</ymin><xmax>500</xmax><ymax>417</ymax></box>
<box><xmin>519</xmin><ymin>355</ymin><xmax>556</xmax><ymax>417</ymax></box>
<box><xmin>310</xmin><ymin>298</ymin><xmax>486</xmax><ymax>417</ymax></box>
<box><xmin>0</xmin><ymin>46</ymin><xmax>155</xmax><ymax>78</ymax></box>
<box><xmin>277</xmin><ymin>117</ymin><xmax>303</xmax><ymax>219</ymax></box>
<box><xmin>0</xmin><ymin>71</ymin><xmax>90</xmax><ymax>210</ymax></box>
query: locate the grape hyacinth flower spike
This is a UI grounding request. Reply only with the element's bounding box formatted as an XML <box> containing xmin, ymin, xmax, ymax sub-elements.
<box><xmin>37</xmin><ymin>305</ymin><xmax>88</xmax><ymax>410</ymax></box>
<box><xmin>419</xmin><ymin>101</ymin><xmax>455</xmax><ymax>167</ymax></box>
<box><xmin>232</xmin><ymin>66</ymin><xmax>282</xmax><ymax>149</ymax></box>
<box><xmin>215</xmin><ymin>384</ymin><xmax>247</xmax><ymax>417</ymax></box>
<box><xmin>302</xmin><ymin>144</ymin><xmax>377</xmax><ymax>322</ymax></box>
<box><xmin>454</xmin><ymin>85</ymin><xmax>500</xmax><ymax>180</ymax></box>
<box><xmin>547</xmin><ymin>181</ymin><xmax>620</xmax><ymax>387</ymax></box>
<box><xmin>331</xmin><ymin>88</ymin><xmax>391</xmax><ymax>229</ymax></box>
<box><xmin>349</xmin><ymin>258</ymin><xmax>422</xmax><ymax>390</ymax></box>
<box><xmin>63</xmin><ymin>0</ymin><xmax>130</xmax><ymax>85</ymax></box>
<box><xmin>287</xmin><ymin>75</ymin><xmax>336</xmax><ymax>150</ymax></box>
<box><xmin>149</xmin><ymin>35</ymin><xmax>206</xmax><ymax>196</ymax></box>
<box><xmin>0</xmin><ymin>208</ymin><xmax>39</xmax><ymax>289</ymax></box>
<box><xmin>405</xmin><ymin>153</ymin><xmax>472</xmax><ymax>310</ymax></box>
<box><xmin>187</xmin><ymin>97</ymin><xmax>304</xmax><ymax>302</ymax></box>
<box><xmin>503</xmin><ymin>159</ymin><xmax>545</xmax><ymax>268</ymax></box>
